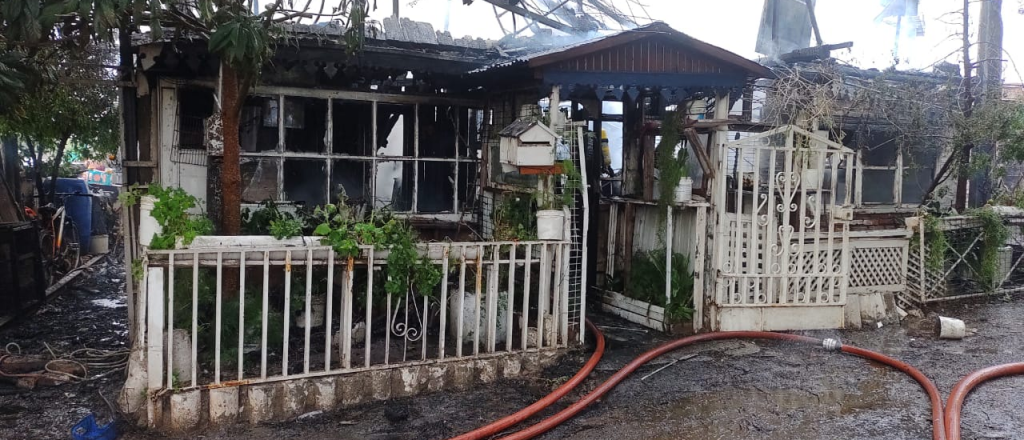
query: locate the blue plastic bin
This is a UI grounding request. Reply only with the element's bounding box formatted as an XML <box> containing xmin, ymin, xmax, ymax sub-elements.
<box><xmin>53</xmin><ymin>178</ymin><xmax>93</xmax><ymax>254</ymax></box>
<box><xmin>71</xmin><ymin>414</ymin><xmax>118</xmax><ymax>440</ymax></box>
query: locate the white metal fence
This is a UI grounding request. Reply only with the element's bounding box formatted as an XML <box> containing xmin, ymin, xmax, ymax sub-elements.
<box><xmin>714</xmin><ymin>126</ymin><xmax>855</xmax><ymax>309</ymax></box>
<box><xmin>141</xmin><ymin>240</ymin><xmax>575</xmax><ymax>391</ymax></box>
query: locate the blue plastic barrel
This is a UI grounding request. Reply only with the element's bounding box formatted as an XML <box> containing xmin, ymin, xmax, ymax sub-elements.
<box><xmin>53</xmin><ymin>178</ymin><xmax>93</xmax><ymax>254</ymax></box>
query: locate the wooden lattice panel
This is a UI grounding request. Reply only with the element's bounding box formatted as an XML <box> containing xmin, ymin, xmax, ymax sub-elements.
<box><xmin>848</xmin><ymin>239</ymin><xmax>908</xmax><ymax>293</ymax></box>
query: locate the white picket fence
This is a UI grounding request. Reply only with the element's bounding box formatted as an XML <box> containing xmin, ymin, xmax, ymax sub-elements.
<box><xmin>140</xmin><ymin>238</ymin><xmax>575</xmax><ymax>391</ymax></box>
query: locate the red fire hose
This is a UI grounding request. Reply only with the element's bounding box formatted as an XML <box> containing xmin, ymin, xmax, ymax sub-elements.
<box><xmin>944</xmin><ymin>363</ymin><xmax>1024</xmax><ymax>440</ymax></box>
<box><xmin>449</xmin><ymin>328</ymin><xmax>948</xmax><ymax>440</ymax></box>
<box><xmin>447</xmin><ymin>320</ymin><xmax>605</xmax><ymax>440</ymax></box>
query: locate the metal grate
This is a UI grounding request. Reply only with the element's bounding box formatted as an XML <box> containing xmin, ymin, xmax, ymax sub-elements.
<box><xmin>171</xmin><ymin>114</ymin><xmax>209</xmax><ymax>167</ymax></box>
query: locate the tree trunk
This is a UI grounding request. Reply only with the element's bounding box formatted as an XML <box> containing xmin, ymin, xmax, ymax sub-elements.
<box><xmin>46</xmin><ymin>135</ymin><xmax>71</xmax><ymax>201</ymax></box>
<box><xmin>954</xmin><ymin>0</ymin><xmax>974</xmax><ymax>212</ymax></box>
<box><xmin>220</xmin><ymin>62</ymin><xmax>243</xmax><ymax>236</ymax></box>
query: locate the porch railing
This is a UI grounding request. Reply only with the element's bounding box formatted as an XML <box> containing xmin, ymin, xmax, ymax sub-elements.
<box><xmin>140</xmin><ymin>240</ymin><xmax>575</xmax><ymax>391</ymax></box>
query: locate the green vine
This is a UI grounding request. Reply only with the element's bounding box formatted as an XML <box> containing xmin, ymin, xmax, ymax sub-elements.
<box><xmin>910</xmin><ymin>214</ymin><xmax>948</xmax><ymax>273</ymax></box>
<box><xmin>241</xmin><ymin>200</ymin><xmax>303</xmax><ymax>239</ymax></box>
<box><xmin>536</xmin><ymin>160</ymin><xmax>582</xmax><ymax>211</ymax></box>
<box><xmin>493</xmin><ymin>193</ymin><xmax>536</xmax><ymax>241</ymax></box>
<box><xmin>122</xmin><ymin>184</ymin><xmax>213</xmax><ymax>250</ymax></box>
<box><xmin>311</xmin><ymin>202</ymin><xmax>442</xmax><ymax>299</ymax></box>
<box><xmin>971</xmin><ymin>206</ymin><xmax>1010</xmax><ymax>290</ymax></box>
<box><xmin>656</xmin><ymin>112</ymin><xmax>688</xmax><ymax>214</ymax></box>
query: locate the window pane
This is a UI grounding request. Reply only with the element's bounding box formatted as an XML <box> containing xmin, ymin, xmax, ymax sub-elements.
<box><xmin>862</xmin><ymin>169</ymin><xmax>896</xmax><ymax>204</ymax></box>
<box><xmin>331</xmin><ymin>159</ymin><xmax>370</xmax><ymax>204</ymax></box>
<box><xmin>458</xmin><ymin>162</ymin><xmax>478</xmax><ymax>211</ymax></box>
<box><xmin>241</xmin><ymin>157</ymin><xmax>279</xmax><ymax>203</ymax></box>
<box><xmin>377</xmin><ymin>104</ymin><xmax>414</xmax><ymax>157</ymax></box>
<box><xmin>418</xmin><ymin>105</ymin><xmax>457</xmax><ymax>158</ymax></box>
<box><xmin>284</xmin><ymin>97</ymin><xmax>327</xmax><ymax>153</ymax></box>
<box><xmin>858</xmin><ymin>131</ymin><xmax>898</xmax><ymax>167</ymax></box>
<box><xmin>284</xmin><ymin>159</ymin><xmax>327</xmax><ymax>207</ymax></box>
<box><xmin>239</xmin><ymin>96</ymin><xmax>279</xmax><ymax>152</ymax></box>
<box><xmin>417</xmin><ymin>162</ymin><xmax>455</xmax><ymax>213</ymax></box>
<box><xmin>332</xmin><ymin>101</ymin><xmax>372</xmax><ymax>156</ymax></box>
<box><xmin>902</xmin><ymin>167</ymin><xmax>933</xmax><ymax>205</ymax></box>
<box><xmin>375</xmin><ymin>161</ymin><xmax>413</xmax><ymax>211</ymax></box>
<box><xmin>177</xmin><ymin>88</ymin><xmax>214</xmax><ymax>150</ymax></box>
<box><xmin>460</xmin><ymin>108</ymin><xmax>484</xmax><ymax>159</ymax></box>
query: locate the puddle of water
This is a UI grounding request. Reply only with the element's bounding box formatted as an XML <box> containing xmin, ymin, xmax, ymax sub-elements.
<box><xmin>91</xmin><ymin>298</ymin><xmax>125</xmax><ymax>308</ymax></box>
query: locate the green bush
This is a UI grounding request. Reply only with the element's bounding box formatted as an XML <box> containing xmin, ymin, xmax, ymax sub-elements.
<box><xmin>627</xmin><ymin>250</ymin><xmax>695</xmax><ymax>322</ymax></box>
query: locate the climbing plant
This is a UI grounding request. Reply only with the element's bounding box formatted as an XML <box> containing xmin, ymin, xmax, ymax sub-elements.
<box><xmin>971</xmin><ymin>206</ymin><xmax>1010</xmax><ymax>290</ymax></box>
<box><xmin>655</xmin><ymin>111</ymin><xmax>687</xmax><ymax>215</ymax></box>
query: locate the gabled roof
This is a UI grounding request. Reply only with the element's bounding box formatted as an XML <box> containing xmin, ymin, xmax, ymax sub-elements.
<box><xmin>473</xmin><ymin>22</ymin><xmax>771</xmax><ymax>79</ymax></box>
<box><xmin>498</xmin><ymin>119</ymin><xmax>556</xmax><ymax>138</ymax></box>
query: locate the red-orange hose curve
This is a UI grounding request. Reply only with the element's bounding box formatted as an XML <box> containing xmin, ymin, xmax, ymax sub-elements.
<box><xmin>466</xmin><ymin>331</ymin><xmax>946</xmax><ymax>440</ymax></box>
<box><xmin>944</xmin><ymin>362</ymin><xmax>1024</xmax><ymax>440</ymax></box>
<box><xmin>447</xmin><ymin>320</ymin><xmax>606</xmax><ymax>440</ymax></box>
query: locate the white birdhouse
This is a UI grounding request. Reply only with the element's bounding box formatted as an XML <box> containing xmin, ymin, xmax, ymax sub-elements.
<box><xmin>499</xmin><ymin>119</ymin><xmax>557</xmax><ymax>171</ymax></box>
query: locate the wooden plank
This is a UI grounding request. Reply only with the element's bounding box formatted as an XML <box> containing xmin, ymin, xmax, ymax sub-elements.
<box><xmin>683</xmin><ymin>128</ymin><xmax>714</xmax><ymax>180</ymax></box>
<box><xmin>599</xmin><ymin>290</ymin><xmax>666</xmax><ymax>319</ymax></box>
<box><xmin>642</xmin><ymin>134</ymin><xmax>655</xmax><ymax>201</ymax></box>
<box><xmin>622</xmin><ymin>203</ymin><xmax>636</xmax><ymax>278</ymax></box>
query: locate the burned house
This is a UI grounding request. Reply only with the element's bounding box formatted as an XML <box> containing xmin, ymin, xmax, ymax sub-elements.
<box><xmin>121</xmin><ymin>20</ymin><xmax>782</xmax><ymax>429</ymax></box>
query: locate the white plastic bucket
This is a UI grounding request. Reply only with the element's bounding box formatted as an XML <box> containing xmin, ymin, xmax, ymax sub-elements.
<box><xmin>536</xmin><ymin>210</ymin><xmax>565</xmax><ymax>241</ymax></box>
<box><xmin>674</xmin><ymin>177</ymin><xmax>693</xmax><ymax>204</ymax></box>
<box><xmin>138</xmin><ymin>195</ymin><xmax>162</xmax><ymax>248</ymax></box>
<box><xmin>936</xmin><ymin>316</ymin><xmax>966</xmax><ymax>339</ymax></box>
<box><xmin>90</xmin><ymin>235</ymin><xmax>109</xmax><ymax>255</ymax></box>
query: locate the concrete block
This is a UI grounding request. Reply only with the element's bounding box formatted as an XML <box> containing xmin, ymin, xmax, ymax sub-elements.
<box><xmin>476</xmin><ymin>358</ymin><xmax>499</xmax><ymax>384</ymax></box>
<box><xmin>371</xmin><ymin>370</ymin><xmax>392</xmax><ymax>401</ymax></box>
<box><xmin>501</xmin><ymin>356</ymin><xmax>522</xmax><ymax>378</ymax></box>
<box><xmin>169</xmin><ymin>390</ymin><xmax>202</xmax><ymax>432</ymax></box>
<box><xmin>338</xmin><ymin>374</ymin><xmax>371</xmax><ymax>407</ymax></box>
<box><xmin>208</xmin><ymin>387</ymin><xmax>240</xmax><ymax>425</ymax></box>
<box><xmin>450</xmin><ymin>361</ymin><xmax>476</xmax><ymax>392</ymax></box>
<box><xmin>859</xmin><ymin>292</ymin><xmax>898</xmax><ymax>323</ymax></box>
<box><xmin>392</xmin><ymin>366</ymin><xmax>425</xmax><ymax>398</ymax></box>
<box><xmin>519</xmin><ymin>352</ymin><xmax>542</xmax><ymax>375</ymax></box>
<box><xmin>845</xmin><ymin>296</ymin><xmax>863</xmax><ymax>329</ymax></box>
<box><xmin>281</xmin><ymin>381</ymin><xmax>308</xmax><ymax>418</ymax></box>
<box><xmin>243</xmin><ymin>384</ymin><xmax>277</xmax><ymax>424</ymax></box>
<box><xmin>425</xmin><ymin>364</ymin><xmax>449</xmax><ymax>393</ymax></box>
<box><xmin>312</xmin><ymin>378</ymin><xmax>337</xmax><ymax>411</ymax></box>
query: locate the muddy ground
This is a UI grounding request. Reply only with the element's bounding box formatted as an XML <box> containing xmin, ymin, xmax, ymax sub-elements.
<box><xmin>0</xmin><ymin>256</ymin><xmax>130</xmax><ymax>440</ymax></box>
<box><xmin>3</xmin><ymin>262</ymin><xmax>1023</xmax><ymax>439</ymax></box>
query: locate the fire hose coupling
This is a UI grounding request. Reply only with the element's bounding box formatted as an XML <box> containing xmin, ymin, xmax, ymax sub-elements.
<box><xmin>822</xmin><ymin>338</ymin><xmax>842</xmax><ymax>352</ymax></box>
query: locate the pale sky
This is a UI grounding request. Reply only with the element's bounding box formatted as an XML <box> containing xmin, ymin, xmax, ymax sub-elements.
<box><xmin>360</xmin><ymin>0</ymin><xmax>1024</xmax><ymax>83</ymax></box>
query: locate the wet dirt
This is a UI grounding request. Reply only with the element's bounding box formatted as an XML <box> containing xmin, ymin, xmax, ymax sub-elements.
<box><xmin>0</xmin><ymin>256</ymin><xmax>131</xmax><ymax>440</ymax></box>
<box><xmin>6</xmin><ymin>267</ymin><xmax>1024</xmax><ymax>439</ymax></box>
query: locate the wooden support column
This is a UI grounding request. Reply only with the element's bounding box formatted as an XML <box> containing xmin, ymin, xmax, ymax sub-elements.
<box><xmin>642</xmin><ymin>134</ymin><xmax>656</xmax><ymax>201</ymax></box>
<box><xmin>621</xmin><ymin>95</ymin><xmax>641</xmax><ymax>197</ymax></box>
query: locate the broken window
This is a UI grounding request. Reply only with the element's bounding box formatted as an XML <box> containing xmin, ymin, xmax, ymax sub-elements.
<box><xmin>332</xmin><ymin>101</ymin><xmax>372</xmax><ymax>156</ymax></box>
<box><xmin>239</xmin><ymin>96</ymin><xmax>280</xmax><ymax>152</ymax></box>
<box><xmin>331</xmin><ymin>159</ymin><xmax>370</xmax><ymax>204</ymax></box>
<box><xmin>377</xmin><ymin>104</ymin><xmax>414</xmax><ymax>157</ymax></box>
<box><xmin>417</xmin><ymin>162</ymin><xmax>455</xmax><ymax>213</ymax></box>
<box><xmin>283</xmin><ymin>159</ymin><xmax>327</xmax><ymax>207</ymax></box>
<box><xmin>284</xmin><ymin>97</ymin><xmax>327</xmax><ymax>153</ymax></box>
<box><xmin>419</xmin><ymin>105</ymin><xmax>458</xmax><ymax>159</ymax></box>
<box><xmin>177</xmin><ymin>88</ymin><xmax>215</xmax><ymax>150</ymax></box>
<box><xmin>235</xmin><ymin>94</ymin><xmax>480</xmax><ymax>216</ymax></box>
<box><xmin>240</xmin><ymin>157</ymin><xmax>279</xmax><ymax>203</ymax></box>
<box><xmin>375</xmin><ymin>161</ymin><xmax>413</xmax><ymax>211</ymax></box>
<box><xmin>850</xmin><ymin>129</ymin><xmax>935</xmax><ymax>207</ymax></box>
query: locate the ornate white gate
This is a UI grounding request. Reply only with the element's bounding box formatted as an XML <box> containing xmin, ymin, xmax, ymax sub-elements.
<box><xmin>711</xmin><ymin>125</ymin><xmax>855</xmax><ymax>331</ymax></box>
